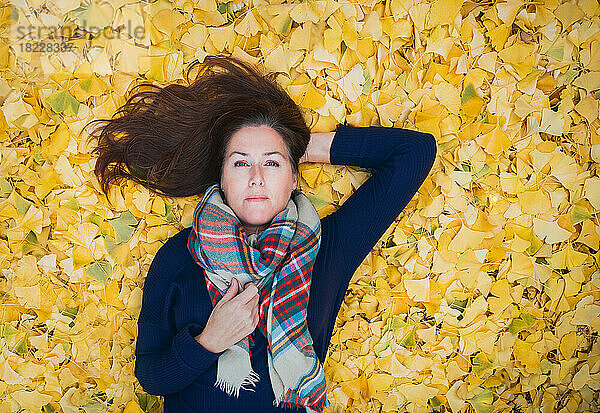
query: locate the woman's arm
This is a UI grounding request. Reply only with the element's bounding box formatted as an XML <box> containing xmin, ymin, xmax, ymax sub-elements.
<box><xmin>306</xmin><ymin>124</ymin><xmax>437</xmax><ymax>359</ymax></box>
<box><xmin>300</xmin><ymin>132</ymin><xmax>335</xmax><ymax>164</ymax></box>
<box><xmin>134</xmin><ymin>242</ymin><xmax>223</xmax><ymax>395</ymax></box>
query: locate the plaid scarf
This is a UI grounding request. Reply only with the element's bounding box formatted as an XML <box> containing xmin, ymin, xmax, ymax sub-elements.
<box><xmin>187</xmin><ymin>183</ymin><xmax>329</xmax><ymax>412</ymax></box>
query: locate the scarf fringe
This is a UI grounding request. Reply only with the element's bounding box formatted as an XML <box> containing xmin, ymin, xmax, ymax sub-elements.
<box><xmin>214</xmin><ymin>368</ymin><xmax>261</xmax><ymax>398</ymax></box>
<box><xmin>272</xmin><ymin>387</ymin><xmax>328</xmax><ymax>412</ymax></box>
<box><xmin>272</xmin><ymin>399</ymin><xmax>321</xmax><ymax>413</ymax></box>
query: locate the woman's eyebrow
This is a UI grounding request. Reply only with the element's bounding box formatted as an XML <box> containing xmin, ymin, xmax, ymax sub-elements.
<box><xmin>229</xmin><ymin>151</ymin><xmax>284</xmax><ymax>158</ymax></box>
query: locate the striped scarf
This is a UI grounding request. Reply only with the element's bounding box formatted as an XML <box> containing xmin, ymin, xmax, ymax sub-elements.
<box><xmin>187</xmin><ymin>183</ymin><xmax>329</xmax><ymax>412</ymax></box>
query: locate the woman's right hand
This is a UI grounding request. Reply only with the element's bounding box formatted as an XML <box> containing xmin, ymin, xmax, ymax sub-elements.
<box><xmin>195</xmin><ymin>278</ymin><xmax>260</xmax><ymax>353</ymax></box>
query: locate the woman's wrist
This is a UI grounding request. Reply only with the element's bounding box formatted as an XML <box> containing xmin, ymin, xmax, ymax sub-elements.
<box><xmin>301</xmin><ymin>132</ymin><xmax>335</xmax><ymax>164</ymax></box>
<box><xmin>195</xmin><ymin>331</ymin><xmax>219</xmax><ymax>353</ymax></box>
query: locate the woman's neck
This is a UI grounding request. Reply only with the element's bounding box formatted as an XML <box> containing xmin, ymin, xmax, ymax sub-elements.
<box><xmin>242</xmin><ymin>223</ymin><xmax>268</xmax><ymax>235</ymax></box>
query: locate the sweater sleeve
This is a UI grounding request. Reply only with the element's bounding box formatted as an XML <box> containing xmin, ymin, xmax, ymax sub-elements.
<box><xmin>309</xmin><ymin>124</ymin><xmax>436</xmax><ymax>357</ymax></box>
<box><xmin>134</xmin><ymin>242</ymin><xmax>223</xmax><ymax>395</ymax></box>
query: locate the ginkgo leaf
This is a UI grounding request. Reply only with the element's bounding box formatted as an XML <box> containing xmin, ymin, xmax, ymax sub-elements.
<box><xmin>508</xmin><ymin>313</ymin><xmax>535</xmax><ymax>334</ymax></box>
<box><xmin>571</xmin><ymin>204</ymin><xmax>593</xmax><ymax>225</ymax></box>
<box><xmin>467</xmin><ymin>389</ymin><xmax>493</xmax><ymax>413</ymax></box>
<box><xmin>108</xmin><ymin>210</ymin><xmax>138</xmax><ymax>243</ymax></box>
<box><xmin>305</xmin><ymin>185</ymin><xmax>336</xmax><ymax>215</ymax></box>
<box><xmin>472</xmin><ymin>352</ymin><xmax>493</xmax><ymax>377</ymax></box>
<box><xmin>532</xmin><ymin>218</ymin><xmax>571</xmax><ymax>244</ymax></box>
<box><xmin>403</xmin><ymin>278</ymin><xmax>430</xmax><ymax>302</ymax></box>
<box><xmin>72</xmin><ymin>0</ymin><xmax>114</xmax><ymax>29</ymax></box>
<box><xmin>85</xmin><ymin>261</ymin><xmax>112</xmax><ymax>285</ymax></box>
<box><xmin>46</xmin><ymin>89</ymin><xmax>80</xmax><ymax>116</ymax></box>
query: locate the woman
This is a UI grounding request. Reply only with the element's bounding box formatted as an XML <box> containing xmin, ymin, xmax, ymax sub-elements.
<box><xmin>88</xmin><ymin>55</ymin><xmax>437</xmax><ymax>413</ymax></box>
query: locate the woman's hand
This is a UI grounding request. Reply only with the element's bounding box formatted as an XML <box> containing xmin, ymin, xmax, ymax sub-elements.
<box><xmin>195</xmin><ymin>278</ymin><xmax>260</xmax><ymax>353</ymax></box>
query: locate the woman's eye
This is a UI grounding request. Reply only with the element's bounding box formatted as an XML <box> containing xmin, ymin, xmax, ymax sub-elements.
<box><xmin>234</xmin><ymin>161</ymin><xmax>279</xmax><ymax>167</ymax></box>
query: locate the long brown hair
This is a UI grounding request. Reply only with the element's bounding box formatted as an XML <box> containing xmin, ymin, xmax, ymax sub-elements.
<box><xmin>85</xmin><ymin>55</ymin><xmax>311</xmax><ymax>198</ymax></box>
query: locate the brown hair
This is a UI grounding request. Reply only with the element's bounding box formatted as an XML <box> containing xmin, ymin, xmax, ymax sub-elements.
<box><xmin>85</xmin><ymin>54</ymin><xmax>311</xmax><ymax>198</ymax></box>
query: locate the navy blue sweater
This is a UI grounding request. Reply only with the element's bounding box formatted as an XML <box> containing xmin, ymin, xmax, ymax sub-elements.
<box><xmin>134</xmin><ymin>124</ymin><xmax>437</xmax><ymax>412</ymax></box>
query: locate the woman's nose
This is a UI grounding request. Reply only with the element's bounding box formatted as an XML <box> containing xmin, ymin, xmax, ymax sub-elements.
<box><xmin>249</xmin><ymin>164</ymin><xmax>264</xmax><ymax>186</ymax></box>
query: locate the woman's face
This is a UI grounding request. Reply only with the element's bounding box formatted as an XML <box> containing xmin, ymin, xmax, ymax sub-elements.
<box><xmin>220</xmin><ymin>125</ymin><xmax>298</xmax><ymax>235</ymax></box>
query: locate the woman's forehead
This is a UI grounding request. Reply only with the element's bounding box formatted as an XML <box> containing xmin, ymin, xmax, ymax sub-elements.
<box><xmin>227</xmin><ymin>126</ymin><xmax>287</xmax><ymax>155</ymax></box>
<box><xmin>228</xmin><ymin>150</ymin><xmax>285</xmax><ymax>159</ymax></box>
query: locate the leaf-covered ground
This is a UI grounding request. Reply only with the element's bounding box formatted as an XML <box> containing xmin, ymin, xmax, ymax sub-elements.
<box><xmin>1</xmin><ymin>0</ymin><xmax>599</xmax><ymax>412</ymax></box>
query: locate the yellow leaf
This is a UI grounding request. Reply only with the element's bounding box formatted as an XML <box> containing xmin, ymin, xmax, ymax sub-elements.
<box><xmin>337</xmin><ymin>64</ymin><xmax>367</xmax><ymax>102</ymax></box>
<box><xmin>446</xmin><ymin>380</ymin><xmax>467</xmax><ymax>412</ymax></box>
<box><xmin>181</xmin><ymin>25</ymin><xmax>209</xmax><ymax>49</ymax></box>
<box><xmin>11</xmin><ymin>389</ymin><xmax>52</xmax><ymax>410</ymax></box>
<box><xmin>574</xmin><ymin>219</ymin><xmax>599</xmax><ymax>251</ymax></box>
<box><xmin>150</xmin><ymin>198</ymin><xmax>166</xmax><ymax>216</ymax></box>
<box><xmin>114</xmin><ymin>38</ymin><xmax>148</xmax><ymax>73</ymax></box>
<box><xmin>532</xmin><ymin>218</ymin><xmax>571</xmax><ymax>244</ymax></box>
<box><xmin>235</xmin><ymin>9</ymin><xmax>262</xmax><ymax>37</ymax></box>
<box><xmin>105</xmin><ymin>278</ymin><xmax>124</xmax><ymax>308</ymax></box>
<box><xmin>427</xmin><ymin>0</ymin><xmax>463</xmax><ymax>28</ymax></box>
<box><xmin>573</xmin><ymin>71</ymin><xmax>600</xmax><ymax>93</ymax></box>
<box><xmin>54</xmin><ymin>155</ymin><xmax>83</xmax><ymax>187</ymax></box>
<box><xmin>300</xmin><ymin>164</ymin><xmax>330</xmax><ymax>188</ymax></box>
<box><xmin>397</xmin><ymin>383</ymin><xmax>439</xmax><ymax>407</ymax></box>
<box><xmin>356</xmin><ymin>37</ymin><xmax>375</xmax><ymax>61</ymax></box>
<box><xmin>367</xmin><ymin>373</ymin><xmax>393</xmax><ymax>396</ymax></box>
<box><xmin>433</xmin><ymin>81</ymin><xmax>461</xmax><ymax>114</ymax></box>
<box><xmin>403</xmin><ymin>278</ymin><xmax>430</xmax><ymax>302</ymax></box>
<box><xmin>507</xmin><ymin>252</ymin><xmax>534</xmax><ymax>283</ymax></box>
<box><xmin>19</xmin><ymin>205</ymin><xmax>43</xmax><ymax>235</ymax></box>
<box><xmin>548</xmin><ymin>245</ymin><xmax>588</xmax><ymax>269</ymax></box>
<box><xmin>388</xmin><ymin>352</ymin><xmax>413</xmax><ymax>378</ymax></box>
<box><xmin>152</xmin><ymin>9</ymin><xmax>186</xmax><ymax>35</ymax></box>
<box><xmin>487</xmin><ymin>23</ymin><xmax>511</xmax><ymax>50</ymax></box>
<box><xmin>425</xmin><ymin>26</ymin><xmax>454</xmax><ymax>60</ymax></box>
<box><xmin>302</xmin><ymin>83</ymin><xmax>327</xmax><ymax>110</ymax></box>
<box><xmin>73</xmin><ymin>245</ymin><xmax>95</xmax><ymax>269</ymax></box>
<box><xmin>65</xmin><ymin>222</ymin><xmax>99</xmax><ymax>248</ymax></box>
<box><xmin>91</xmin><ymin>49</ymin><xmax>113</xmax><ymax>76</ymax></box>
<box><xmin>13</xmin><ymin>285</ymin><xmax>41</xmax><ymax>309</ymax></box>
<box><xmin>513</xmin><ymin>339</ymin><xmax>541</xmax><ymax>374</ymax></box>
<box><xmin>559</xmin><ymin>331</ymin><xmax>577</xmax><ymax>359</ymax></box>
<box><xmin>488</xmin><ymin>279</ymin><xmax>512</xmax><ymax>315</ymax></box>
<box><xmin>574</xmin><ymin>94</ymin><xmax>598</xmax><ymax>124</ymax></box>
<box><xmin>550</xmin><ymin>149</ymin><xmax>579</xmax><ymax>191</ymax></box>
<box><xmin>323</xmin><ymin>18</ymin><xmax>342</xmax><ymax>53</ymax></box>
<box><xmin>146</xmin><ymin>225</ymin><xmax>177</xmax><ymax>243</ymax></box>
<box><xmin>0</xmin><ymin>358</ymin><xmax>25</xmax><ymax>385</ymax></box>
<box><xmin>289</xmin><ymin>1</ymin><xmax>322</xmax><ymax>24</ymax></box>
<box><xmin>124</xmin><ymin>400</ymin><xmax>145</xmax><ymax>413</ymax></box>
<box><xmin>475</xmin><ymin>124</ymin><xmax>512</xmax><ymax>156</ymax></box>
<box><xmin>584</xmin><ymin>177</ymin><xmax>600</xmax><ymax>210</ymax></box>
<box><xmin>359</xmin><ymin>11</ymin><xmax>383</xmax><ymax>42</ymax></box>
<box><xmin>330</xmin><ymin>167</ymin><xmax>353</xmax><ymax>196</ymax></box>
<box><xmin>73</xmin><ymin>0</ymin><xmax>114</xmax><ymax>29</ymax></box>
<box><xmin>517</xmin><ymin>189</ymin><xmax>552</xmax><ymax>215</ymax></box>
<box><xmin>208</xmin><ymin>24</ymin><xmax>236</xmax><ymax>53</ymax></box>
<box><xmin>448</xmin><ymin>224</ymin><xmax>486</xmax><ymax>253</ymax></box>
<box><xmin>376</xmin><ymin>96</ymin><xmax>408</xmax><ymax>127</ymax></box>
<box><xmin>459</xmin><ymin>296</ymin><xmax>488</xmax><ymax>327</ymax></box>
<box><xmin>339</xmin><ymin>375</ymin><xmax>366</xmax><ymax>400</ymax></box>
<box><xmin>42</xmin><ymin>122</ymin><xmax>71</xmax><ymax>158</ymax></box>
